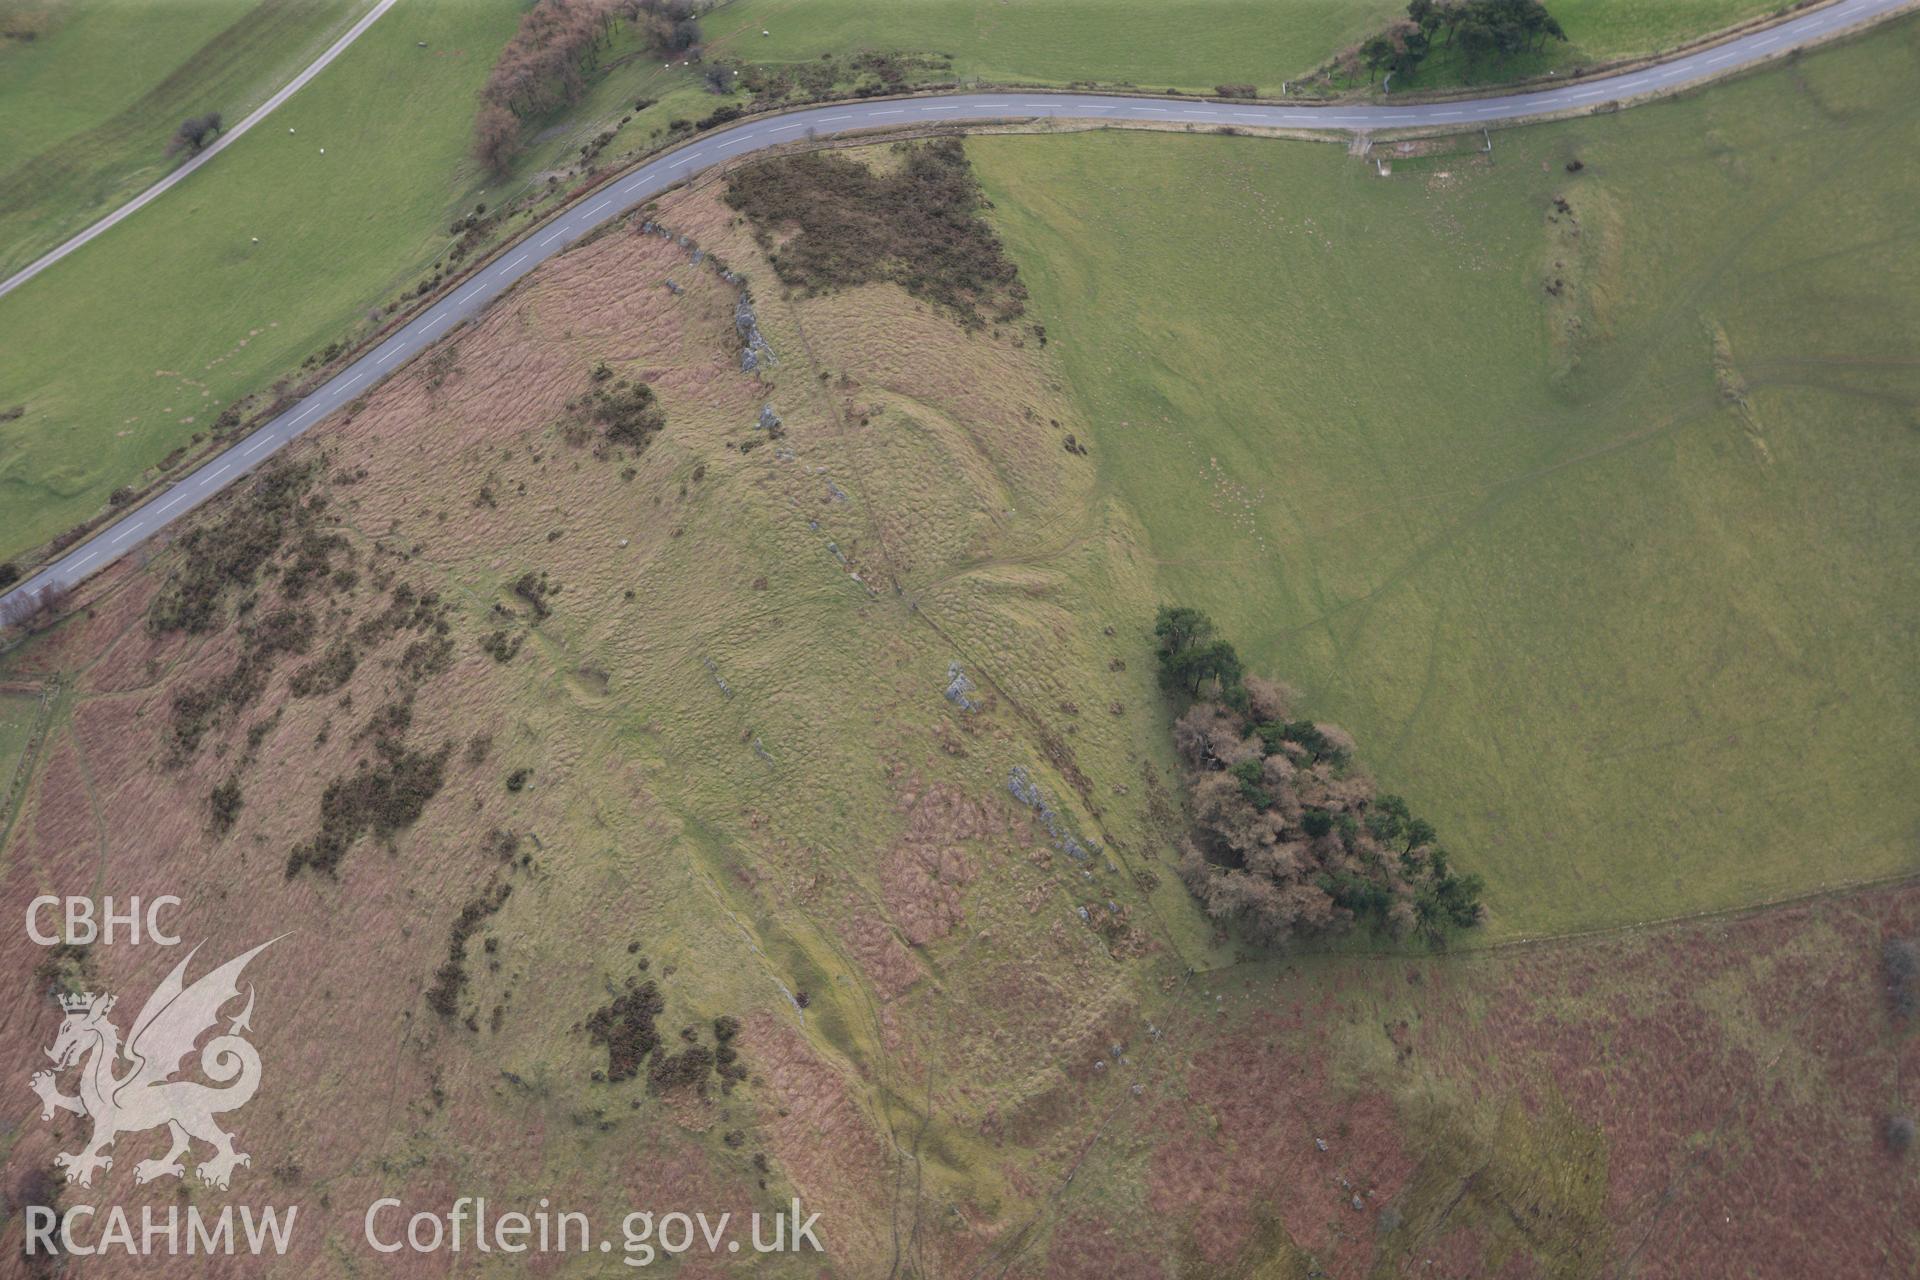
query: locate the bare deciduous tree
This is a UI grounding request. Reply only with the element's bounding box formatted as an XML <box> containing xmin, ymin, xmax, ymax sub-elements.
<box><xmin>0</xmin><ymin>581</ymin><xmax>71</xmax><ymax>633</ymax></box>
<box><xmin>166</xmin><ymin>112</ymin><xmax>224</xmax><ymax>157</ymax></box>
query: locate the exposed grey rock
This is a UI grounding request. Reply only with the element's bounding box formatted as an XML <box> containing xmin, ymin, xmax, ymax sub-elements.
<box><xmin>943</xmin><ymin>662</ymin><xmax>979</xmax><ymax>712</ymax></box>
<box><xmin>734</xmin><ymin>293</ymin><xmax>777</xmax><ymax>371</ymax></box>
<box><xmin>1007</xmin><ymin>766</ymin><xmax>1101</xmax><ymax>862</ymax></box>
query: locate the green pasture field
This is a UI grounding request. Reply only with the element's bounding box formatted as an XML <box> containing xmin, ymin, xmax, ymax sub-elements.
<box><xmin>0</xmin><ymin>0</ymin><xmax>1829</xmax><ymax>567</ymax></box>
<box><xmin>702</xmin><ymin>0</ymin><xmax>1401</xmax><ymax>91</ymax></box>
<box><xmin>0</xmin><ymin>0</ymin><xmax>373</xmax><ymax>277</ymax></box>
<box><xmin>1359</xmin><ymin>0</ymin><xmax>1788</xmax><ymax>90</ymax></box>
<box><xmin>705</xmin><ymin>0</ymin><xmax>1788</xmax><ymax>93</ymax></box>
<box><xmin>0</xmin><ymin>0</ymin><xmax>731</xmax><ymax>563</ymax></box>
<box><xmin>970</xmin><ymin>16</ymin><xmax>1920</xmax><ymax>936</ymax></box>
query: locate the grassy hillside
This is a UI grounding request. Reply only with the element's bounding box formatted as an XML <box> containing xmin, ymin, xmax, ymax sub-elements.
<box><xmin>703</xmin><ymin>0</ymin><xmax>1401</xmax><ymax>90</ymax></box>
<box><xmin>1047</xmin><ymin>881</ymin><xmax>1920</xmax><ymax>1275</ymax></box>
<box><xmin>3</xmin><ymin>111</ymin><xmax>1913</xmax><ymax>1274</ymax></box>
<box><xmin>1341</xmin><ymin>0</ymin><xmax>1785</xmax><ymax>90</ymax></box>
<box><xmin>0</xmin><ymin>0</ymin><xmax>767</xmax><ymax>565</ymax></box>
<box><xmin>0</xmin><ymin>0</ymin><xmax>521</xmax><ymax>561</ymax></box>
<box><xmin>0</xmin><ymin>0</ymin><xmax>373</xmax><ymax>276</ymax></box>
<box><xmin>969</xmin><ymin>16</ymin><xmax>1920</xmax><ymax>935</ymax></box>
<box><xmin>2</xmin><ymin>24</ymin><xmax>1916</xmax><ymax>1275</ymax></box>
<box><xmin>704</xmin><ymin>0</ymin><xmax>1783</xmax><ymax>92</ymax></box>
<box><xmin>0</xmin><ymin>0</ymin><xmax>1835</xmax><ymax>569</ymax></box>
<box><xmin>0</xmin><ymin>685</ymin><xmax>41</xmax><ymax>808</ymax></box>
<box><xmin>0</xmin><ymin>179</ymin><xmax>1188</xmax><ymax>1272</ymax></box>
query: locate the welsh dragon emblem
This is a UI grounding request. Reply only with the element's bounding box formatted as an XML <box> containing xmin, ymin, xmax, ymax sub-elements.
<box><xmin>29</xmin><ymin>939</ymin><xmax>277</xmax><ymax>1190</ymax></box>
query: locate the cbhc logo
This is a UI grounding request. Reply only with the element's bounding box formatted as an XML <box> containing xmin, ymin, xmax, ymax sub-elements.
<box><xmin>27</xmin><ymin>896</ymin><xmax>182</xmax><ymax>946</ymax></box>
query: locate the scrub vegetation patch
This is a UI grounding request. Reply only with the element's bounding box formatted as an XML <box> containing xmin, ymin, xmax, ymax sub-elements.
<box><xmin>724</xmin><ymin>139</ymin><xmax>1026</xmax><ymax>329</ymax></box>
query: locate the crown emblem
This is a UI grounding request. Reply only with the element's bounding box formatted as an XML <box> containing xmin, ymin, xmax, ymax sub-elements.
<box><xmin>58</xmin><ymin>991</ymin><xmax>100</xmax><ymax>1013</ymax></box>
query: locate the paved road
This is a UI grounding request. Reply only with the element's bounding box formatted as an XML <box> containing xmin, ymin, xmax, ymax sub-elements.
<box><xmin>3</xmin><ymin>0</ymin><xmax>1911</xmax><ymax>617</ymax></box>
<box><xmin>0</xmin><ymin>0</ymin><xmax>400</xmax><ymax>303</ymax></box>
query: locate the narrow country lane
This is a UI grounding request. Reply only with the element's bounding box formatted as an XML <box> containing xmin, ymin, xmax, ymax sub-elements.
<box><xmin>3</xmin><ymin>0</ymin><xmax>1912</xmax><ymax>616</ymax></box>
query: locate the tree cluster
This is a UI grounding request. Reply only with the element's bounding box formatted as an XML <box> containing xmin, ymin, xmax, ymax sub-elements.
<box><xmin>0</xmin><ymin>581</ymin><xmax>68</xmax><ymax>633</ymax></box>
<box><xmin>1156</xmin><ymin>607</ymin><xmax>1484</xmax><ymax>946</ymax></box>
<box><xmin>1351</xmin><ymin>0</ymin><xmax>1567</xmax><ymax>82</ymax></box>
<box><xmin>165</xmin><ymin>112</ymin><xmax>224</xmax><ymax>158</ymax></box>
<box><xmin>474</xmin><ymin>0</ymin><xmax>704</xmax><ymax>175</ymax></box>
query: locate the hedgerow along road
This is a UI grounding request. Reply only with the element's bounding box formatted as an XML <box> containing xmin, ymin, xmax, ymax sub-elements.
<box><xmin>3</xmin><ymin>0</ymin><xmax>1912</xmax><ymax>617</ymax></box>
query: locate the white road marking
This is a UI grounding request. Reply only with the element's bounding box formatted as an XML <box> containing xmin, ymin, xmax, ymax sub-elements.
<box><xmin>1706</xmin><ymin>50</ymin><xmax>1737</xmax><ymax>65</ymax></box>
<box><xmin>507</xmin><ymin>253</ymin><xmax>528</xmax><ymax>268</ymax></box>
<box><xmin>112</xmin><ymin>526</ymin><xmax>138</xmax><ymax>544</ymax></box>
<box><xmin>772</xmin><ymin>123</ymin><xmax>805</xmax><ymax>132</ymax></box>
<box><xmin>209</xmin><ymin>463</ymin><xmax>232</xmax><ymax>480</ymax></box>
<box><xmin>586</xmin><ymin>200</ymin><xmax>611</xmax><ymax>215</ymax></box>
<box><xmin>292</xmin><ymin>406</ymin><xmax>319</xmax><ymax>425</ymax></box>
<box><xmin>341</xmin><ymin>373</ymin><xmax>363</xmax><ymax>389</ymax></box>
<box><xmin>161</xmin><ymin>493</ymin><xmax>190</xmax><ymax>513</ymax></box>
<box><xmin>541</xmin><ymin>228</ymin><xmax>567</xmax><ymax>244</ymax></box>
<box><xmin>820</xmin><ymin>114</ymin><xmax>851</xmax><ymax>122</ymax></box>
<box><xmin>873</xmin><ymin>109</ymin><xmax>903</xmax><ymax>116</ymax></box>
<box><xmin>71</xmin><ymin>553</ymin><xmax>97</xmax><ymax>570</ymax></box>
<box><xmin>244</xmin><ymin>437</ymin><xmax>272</xmax><ymax>457</ymax></box>
<box><xmin>923</xmin><ymin>105</ymin><xmax>959</xmax><ymax>111</ymax></box>
<box><xmin>377</xmin><ymin>348</ymin><xmax>398</xmax><ymax>364</ymax></box>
